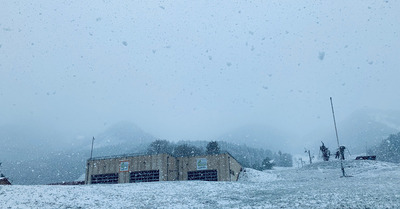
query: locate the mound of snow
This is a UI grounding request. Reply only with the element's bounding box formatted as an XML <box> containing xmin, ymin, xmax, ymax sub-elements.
<box><xmin>346</xmin><ymin>160</ymin><xmax>400</xmax><ymax>178</ymax></box>
<box><xmin>298</xmin><ymin>159</ymin><xmax>400</xmax><ymax>179</ymax></box>
<box><xmin>302</xmin><ymin>159</ymin><xmax>399</xmax><ymax>171</ymax></box>
<box><xmin>300</xmin><ymin>160</ymin><xmax>345</xmax><ymax>170</ymax></box>
<box><xmin>238</xmin><ymin>168</ymin><xmax>280</xmax><ymax>183</ymax></box>
<box><xmin>2</xmin><ymin>162</ymin><xmax>400</xmax><ymax>208</ymax></box>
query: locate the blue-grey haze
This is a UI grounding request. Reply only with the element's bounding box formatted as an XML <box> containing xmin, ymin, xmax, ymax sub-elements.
<box><xmin>1</xmin><ymin>1</ymin><xmax>399</xmax><ymax>153</ymax></box>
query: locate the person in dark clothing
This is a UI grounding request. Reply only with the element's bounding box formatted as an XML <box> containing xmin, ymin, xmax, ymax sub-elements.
<box><xmin>335</xmin><ymin>146</ymin><xmax>346</xmax><ymax>160</ymax></box>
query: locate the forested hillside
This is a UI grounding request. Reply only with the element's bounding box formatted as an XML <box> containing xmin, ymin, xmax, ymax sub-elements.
<box><xmin>368</xmin><ymin>132</ymin><xmax>400</xmax><ymax>163</ymax></box>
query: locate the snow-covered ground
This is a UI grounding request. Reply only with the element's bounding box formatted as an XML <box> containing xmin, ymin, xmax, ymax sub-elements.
<box><xmin>1</xmin><ymin>160</ymin><xmax>400</xmax><ymax>208</ymax></box>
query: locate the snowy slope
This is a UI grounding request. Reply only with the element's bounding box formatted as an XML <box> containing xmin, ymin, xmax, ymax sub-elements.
<box><xmin>1</xmin><ymin>160</ymin><xmax>400</xmax><ymax>208</ymax></box>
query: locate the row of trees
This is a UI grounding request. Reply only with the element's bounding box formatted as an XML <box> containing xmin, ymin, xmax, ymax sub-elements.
<box><xmin>146</xmin><ymin>140</ymin><xmax>292</xmax><ymax>170</ymax></box>
<box><xmin>146</xmin><ymin>140</ymin><xmax>220</xmax><ymax>157</ymax></box>
<box><xmin>251</xmin><ymin>151</ymin><xmax>293</xmax><ymax>170</ymax></box>
<box><xmin>368</xmin><ymin>132</ymin><xmax>400</xmax><ymax>163</ymax></box>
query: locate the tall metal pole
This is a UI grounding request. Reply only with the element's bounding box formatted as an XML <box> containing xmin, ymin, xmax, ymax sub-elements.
<box><xmin>86</xmin><ymin>137</ymin><xmax>95</xmax><ymax>184</ymax></box>
<box><xmin>330</xmin><ymin>97</ymin><xmax>346</xmax><ymax>177</ymax></box>
<box><xmin>90</xmin><ymin>137</ymin><xmax>95</xmax><ymax>159</ymax></box>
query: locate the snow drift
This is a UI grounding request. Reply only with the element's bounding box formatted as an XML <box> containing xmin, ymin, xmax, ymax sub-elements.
<box><xmin>1</xmin><ymin>160</ymin><xmax>400</xmax><ymax>208</ymax></box>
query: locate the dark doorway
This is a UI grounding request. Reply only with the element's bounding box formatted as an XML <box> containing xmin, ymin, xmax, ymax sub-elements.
<box><xmin>188</xmin><ymin>170</ymin><xmax>218</xmax><ymax>181</ymax></box>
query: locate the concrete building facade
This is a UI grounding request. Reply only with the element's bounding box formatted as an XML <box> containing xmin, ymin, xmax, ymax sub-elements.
<box><xmin>85</xmin><ymin>153</ymin><xmax>242</xmax><ymax>184</ymax></box>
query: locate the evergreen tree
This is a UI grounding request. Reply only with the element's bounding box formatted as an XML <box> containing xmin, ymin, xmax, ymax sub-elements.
<box><xmin>274</xmin><ymin>151</ymin><xmax>293</xmax><ymax>167</ymax></box>
<box><xmin>173</xmin><ymin>144</ymin><xmax>203</xmax><ymax>157</ymax></box>
<box><xmin>206</xmin><ymin>141</ymin><xmax>220</xmax><ymax>155</ymax></box>
<box><xmin>261</xmin><ymin>157</ymin><xmax>274</xmax><ymax>170</ymax></box>
<box><xmin>319</xmin><ymin>142</ymin><xmax>330</xmax><ymax>161</ymax></box>
<box><xmin>146</xmin><ymin>140</ymin><xmax>173</xmax><ymax>155</ymax></box>
<box><xmin>369</xmin><ymin>132</ymin><xmax>400</xmax><ymax>163</ymax></box>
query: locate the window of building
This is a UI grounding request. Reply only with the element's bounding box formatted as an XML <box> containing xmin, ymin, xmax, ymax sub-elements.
<box><xmin>130</xmin><ymin>170</ymin><xmax>159</xmax><ymax>183</ymax></box>
<box><xmin>91</xmin><ymin>173</ymin><xmax>118</xmax><ymax>184</ymax></box>
<box><xmin>188</xmin><ymin>169</ymin><xmax>218</xmax><ymax>181</ymax></box>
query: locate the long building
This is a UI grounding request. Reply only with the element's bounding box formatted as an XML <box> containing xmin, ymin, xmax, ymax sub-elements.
<box><xmin>85</xmin><ymin>152</ymin><xmax>242</xmax><ymax>184</ymax></box>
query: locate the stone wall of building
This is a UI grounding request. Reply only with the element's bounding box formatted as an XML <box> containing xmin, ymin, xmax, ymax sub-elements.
<box><xmin>86</xmin><ymin>153</ymin><xmax>242</xmax><ymax>184</ymax></box>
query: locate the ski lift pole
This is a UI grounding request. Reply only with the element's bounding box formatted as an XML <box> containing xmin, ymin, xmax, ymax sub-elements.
<box><xmin>305</xmin><ymin>149</ymin><xmax>312</xmax><ymax>164</ymax></box>
<box><xmin>90</xmin><ymin>137</ymin><xmax>95</xmax><ymax>159</ymax></box>
<box><xmin>330</xmin><ymin>97</ymin><xmax>346</xmax><ymax>177</ymax></box>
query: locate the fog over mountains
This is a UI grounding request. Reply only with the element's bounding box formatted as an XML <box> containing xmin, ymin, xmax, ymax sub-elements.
<box><xmin>1</xmin><ymin>0</ymin><xmax>400</xmax><ymax>186</ymax></box>
<box><xmin>91</xmin><ymin>121</ymin><xmax>156</xmax><ymax>156</ymax></box>
<box><xmin>302</xmin><ymin>109</ymin><xmax>400</xmax><ymax>156</ymax></box>
<box><xmin>217</xmin><ymin>124</ymin><xmax>294</xmax><ymax>153</ymax></box>
<box><xmin>1</xmin><ymin>121</ymin><xmax>155</xmax><ymax>185</ymax></box>
<box><xmin>1</xmin><ymin>109</ymin><xmax>399</xmax><ymax>185</ymax></box>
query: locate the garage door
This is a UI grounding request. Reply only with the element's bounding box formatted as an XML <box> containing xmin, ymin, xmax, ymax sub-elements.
<box><xmin>188</xmin><ymin>170</ymin><xmax>218</xmax><ymax>181</ymax></box>
<box><xmin>130</xmin><ymin>170</ymin><xmax>160</xmax><ymax>183</ymax></box>
<box><xmin>91</xmin><ymin>173</ymin><xmax>119</xmax><ymax>184</ymax></box>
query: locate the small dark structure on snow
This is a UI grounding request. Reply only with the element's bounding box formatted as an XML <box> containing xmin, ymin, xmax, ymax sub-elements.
<box><xmin>355</xmin><ymin>155</ymin><xmax>376</xmax><ymax>160</ymax></box>
<box><xmin>0</xmin><ymin>175</ymin><xmax>11</xmax><ymax>185</ymax></box>
<box><xmin>0</xmin><ymin>162</ymin><xmax>11</xmax><ymax>185</ymax></box>
<box><xmin>48</xmin><ymin>181</ymin><xmax>85</xmax><ymax>185</ymax></box>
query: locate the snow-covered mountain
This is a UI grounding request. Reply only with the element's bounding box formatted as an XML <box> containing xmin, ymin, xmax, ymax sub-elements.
<box><xmin>2</xmin><ymin>109</ymin><xmax>400</xmax><ymax>185</ymax></box>
<box><xmin>89</xmin><ymin>121</ymin><xmax>156</xmax><ymax>157</ymax></box>
<box><xmin>337</xmin><ymin>109</ymin><xmax>400</xmax><ymax>153</ymax></box>
<box><xmin>1</xmin><ymin>121</ymin><xmax>156</xmax><ymax>185</ymax></box>
<box><xmin>217</xmin><ymin>124</ymin><xmax>293</xmax><ymax>153</ymax></box>
<box><xmin>302</xmin><ymin>109</ymin><xmax>400</xmax><ymax>157</ymax></box>
<box><xmin>0</xmin><ymin>123</ymin><xmax>71</xmax><ymax>161</ymax></box>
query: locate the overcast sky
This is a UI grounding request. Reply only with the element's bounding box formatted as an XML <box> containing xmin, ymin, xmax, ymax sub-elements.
<box><xmin>1</xmin><ymin>1</ymin><xmax>399</xmax><ymax>144</ymax></box>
